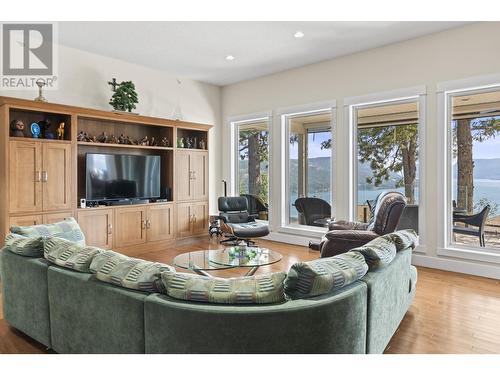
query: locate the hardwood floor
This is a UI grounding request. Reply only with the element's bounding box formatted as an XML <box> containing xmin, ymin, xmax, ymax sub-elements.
<box><xmin>1</xmin><ymin>237</ymin><xmax>499</xmax><ymax>354</ymax></box>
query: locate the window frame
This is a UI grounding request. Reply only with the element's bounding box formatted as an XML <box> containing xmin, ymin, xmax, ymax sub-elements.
<box><xmin>345</xmin><ymin>86</ymin><xmax>427</xmax><ymax>252</ymax></box>
<box><xmin>437</xmin><ymin>77</ymin><xmax>500</xmax><ymax>263</ymax></box>
<box><xmin>276</xmin><ymin>101</ymin><xmax>337</xmax><ymax>235</ymax></box>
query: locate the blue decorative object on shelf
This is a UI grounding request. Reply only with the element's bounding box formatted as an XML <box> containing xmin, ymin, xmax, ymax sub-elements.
<box><xmin>30</xmin><ymin>122</ymin><xmax>40</xmax><ymax>138</ymax></box>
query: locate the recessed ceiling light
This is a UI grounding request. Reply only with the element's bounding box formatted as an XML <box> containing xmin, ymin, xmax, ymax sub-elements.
<box><xmin>226</xmin><ymin>55</ymin><xmax>235</xmax><ymax>61</ymax></box>
<box><xmin>294</xmin><ymin>31</ymin><xmax>304</xmax><ymax>38</ymax></box>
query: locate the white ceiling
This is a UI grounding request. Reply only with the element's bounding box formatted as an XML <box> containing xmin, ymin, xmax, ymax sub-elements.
<box><xmin>59</xmin><ymin>21</ymin><xmax>468</xmax><ymax>86</ymax></box>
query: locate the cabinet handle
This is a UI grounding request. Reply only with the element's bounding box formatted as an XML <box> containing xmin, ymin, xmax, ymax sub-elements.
<box><xmin>189</xmin><ymin>171</ymin><xmax>193</xmax><ymax>180</ymax></box>
<box><xmin>141</xmin><ymin>220</ymin><xmax>146</xmax><ymax>229</ymax></box>
<box><xmin>146</xmin><ymin>219</ymin><xmax>151</xmax><ymax>229</ymax></box>
<box><xmin>107</xmin><ymin>223</ymin><xmax>112</xmax><ymax>235</ymax></box>
<box><xmin>41</xmin><ymin>171</ymin><xmax>48</xmax><ymax>182</ymax></box>
<box><xmin>192</xmin><ymin>171</ymin><xmax>196</xmax><ymax>180</ymax></box>
<box><xmin>35</xmin><ymin>171</ymin><xmax>41</xmax><ymax>182</ymax></box>
<box><xmin>193</xmin><ymin>215</ymin><xmax>197</xmax><ymax>223</ymax></box>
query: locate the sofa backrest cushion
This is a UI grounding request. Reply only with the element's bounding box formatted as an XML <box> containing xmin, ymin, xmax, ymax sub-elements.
<box><xmin>350</xmin><ymin>235</ymin><xmax>397</xmax><ymax>270</ymax></box>
<box><xmin>388</xmin><ymin>229</ymin><xmax>418</xmax><ymax>251</ymax></box>
<box><xmin>11</xmin><ymin>217</ymin><xmax>85</xmax><ymax>246</ymax></box>
<box><xmin>161</xmin><ymin>271</ymin><xmax>287</xmax><ymax>304</ymax></box>
<box><xmin>44</xmin><ymin>237</ymin><xmax>104</xmax><ymax>273</ymax></box>
<box><xmin>5</xmin><ymin>233</ymin><xmax>44</xmax><ymax>257</ymax></box>
<box><xmin>284</xmin><ymin>252</ymin><xmax>368</xmax><ymax>299</ymax></box>
<box><xmin>90</xmin><ymin>251</ymin><xmax>174</xmax><ymax>293</ymax></box>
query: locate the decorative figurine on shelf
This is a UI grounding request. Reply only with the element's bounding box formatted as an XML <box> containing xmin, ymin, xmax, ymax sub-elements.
<box><xmin>38</xmin><ymin>119</ymin><xmax>54</xmax><ymax>139</ymax></box>
<box><xmin>57</xmin><ymin>122</ymin><xmax>65</xmax><ymax>140</ymax></box>
<box><xmin>150</xmin><ymin>136</ymin><xmax>157</xmax><ymax>147</ymax></box>
<box><xmin>193</xmin><ymin>137</ymin><xmax>198</xmax><ymax>149</ymax></box>
<box><xmin>34</xmin><ymin>78</ymin><xmax>48</xmax><ymax>102</ymax></box>
<box><xmin>108</xmin><ymin>134</ymin><xmax>118</xmax><ymax>144</ymax></box>
<box><xmin>139</xmin><ymin>136</ymin><xmax>149</xmax><ymax>146</ymax></box>
<box><xmin>118</xmin><ymin>133</ymin><xmax>127</xmax><ymax>144</ymax></box>
<box><xmin>108</xmin><ymin>78</ymin><xmax>139</xmax><ymax>113</ymax></box>
<box><xmin>199</xmin><ymin>139</ymin><xmax>206</xmax><ymax>150</ymax></box>
<box><xmin>177</xmin><ymin>137</ymin><xmax>184</xmax><ymax>148</ymax></box>
<box><xmin>77</xmin><ymin>131</ymin><xmax>86</xmax><ymax>142</ymax></box>
<box><xmin>186</xmin><ymin>137</ymin><xmax>193</xmax><ymax>149</ymax></box>
<box><xmin>89</xmin><ymin>135</ymin><xmax>97</xmax><ymax>143</ymax></box>
<box><xmin>160</xmin><ymin>137</ymin><xmax>169</xmax><ymax>147</ymax></box>
<box><xmin>10</xmin><ymin>119</ymin><xmax>25</xmax><ymax>137</ymax></box>
<box><xmin>30</xmin><ymin>122</ymin><xmax>41</xmax><ymax>138</ymax></box>
<box><xmin>97</xmin><ymin>132</ymin><xmax>109</xmax><ymax>143</ymax></box>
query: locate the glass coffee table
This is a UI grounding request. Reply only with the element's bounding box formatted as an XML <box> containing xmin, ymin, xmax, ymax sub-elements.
<box><xmin>173</xmin><ymin>246</ymin><xmax>282</xmax><ymax>277</ymax></box>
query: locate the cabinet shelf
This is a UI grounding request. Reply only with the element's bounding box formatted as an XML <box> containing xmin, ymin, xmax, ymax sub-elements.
<box><xmin>77</xmin><ymin>141</ymin><xmax>173</xmax><ymax>151</ymax></box>
<box><xmin>10</xmin><ymin>137</ymin><xmax>72</xmax><ymax>144</ymax></box>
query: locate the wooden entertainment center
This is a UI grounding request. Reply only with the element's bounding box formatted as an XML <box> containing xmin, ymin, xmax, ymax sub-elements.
<box><xmin>0</xmin><ymin>96</ymin><xmax>211</xmax><ymax>253</ymax></box>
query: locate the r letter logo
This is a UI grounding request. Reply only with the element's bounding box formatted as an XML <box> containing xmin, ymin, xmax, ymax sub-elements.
<box><xmin>2</xmin><ymin>23</ymin><xmax>53</xmax><ymax>75</ymax></box>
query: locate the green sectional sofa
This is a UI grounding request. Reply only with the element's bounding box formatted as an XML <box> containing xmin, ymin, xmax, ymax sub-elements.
<box><xmin>0</xmin><ymin>220</ymin><xmax>417</xmax><ymax>354</ymax></box>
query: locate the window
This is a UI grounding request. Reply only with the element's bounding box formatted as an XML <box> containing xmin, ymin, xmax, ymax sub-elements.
<box><xmin>449</xmin><ymin>88</ymin><xmax>500</xmax><ymax>249</ymax></box>
<box><xmin>352</xmin><ymin>100</ymin><xmax>420</xmax><ymax>231</ymax></box>
<box><xmin>234</xmin><ymin>118</ymin><xmax>270</xmax><ymax>219</ymax></box>
<box><xmin>284</xmin><ymin>110</ymin><xmax>333</xmax><ymax>227</ymax></box>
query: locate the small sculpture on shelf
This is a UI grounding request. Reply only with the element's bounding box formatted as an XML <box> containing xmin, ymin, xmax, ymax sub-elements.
<box><xmin>77</xmin><ymin>131</ymin><xmax>86</xmax><ymax>142</ymax></box>
<box><xmin>128</xmin><ymin>136</ymin><xmax>138</xmax><ymax>145</ymax></box>
<box><xmin>57</xmin><ymin>122</ymin><xmax>65</xmax><ymax>140</ymax></box>
<box><xmin>108</xmin><ymin>134</ymin><xmax>118</xmax><ymax>144</ymax></box>
<box><xmin>150</xmin><ymin>136</ymin><xmax>157</xmax><ymax>147</ymax></box>
<box><xmin>118</xmin><ymin>133</ymin><xmax>127</xmax><ymax>144</ymax></box>
<box><xmin>139</xmin><ymin>136</ymin><xmax>149</xmax><ymax>146</ymax></box>
<box><xmin>177</xmin><ymin>137</ymin><xmax>184</xmax><ymax>148</ymax></box>
<box><xmin>34</xmin><ymin>78</ymin><xmax>48</xmax><ymax>102</ymax></box>
<box><xmin>199</xmin><ymin>139</ymin><xmax>206</xmax><ymax>150</ymax></box>
<box><xmin>185</xmin><ymin>137</ymin><xmax>193</xmax><ymax>149</ymax></box>
<box><xmin>97</xmin><ymin>132</ymin><xmax>109</xmax><ymax>143</ymax></box>
<box><xmin>10</xmin><ymin>119</ymin><xmax>25</xmax><ymax>137</ymax></box>
<box><xmin>38</xmin><ymin>119</ymin><xmax>54</xmax><ymax>139</ymax></box>
<box><xmin>193</xmin><ymin>137</ymin><xmax>198</xmax><ymax>149</ymax></box>
<box><xmin>30</xmin><ymin>122</ymin><xmax>40</xmax><ymax>138</ymax></box>
<box><xmin>160</xmin><ymin>137</ymin><xmax>169</xmax><ymax>147</ymax></box>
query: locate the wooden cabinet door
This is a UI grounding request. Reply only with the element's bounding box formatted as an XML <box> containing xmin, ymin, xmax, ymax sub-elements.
<box><xmin>114</xmin><ymin>206</ymin><xmax>146</xmax><ymax>248</ymax></box>
<box><xmin>9</xmin><ymin>141</ymin><xmax>42</xmax><ymax>213</ymax></box>
<box><xmin>192</xmin><ymin>201</ymin><xmax>208</xmax><ymax>235</ymax></box>
<box><xmin>176</xmin><ymin>203</ymin><xmax>193</xmax><ymax>238</ymax></box>
<box><xmin>44</xmin><ymin>211</ymin><xmax>73</xmax><ymax>224</ymax></box>
<box><xmin>77</xmin><ymin>209</ymin><xmax>114</xmax><ymax>249</ymax></box>
<box><xmin>191</xmin><ymin>152</ymin><xmax>208</xmax><ymax>201</ymax></box>
<box><xmin>42</xmin><ymin>143</ymin><xmax>72</xmax><ymax>211</ymax></box>
<box><xmin>147</xmin><ymin>204</ymin><xmax>174</xmax><ymax>242</ymax></box>
<box><xmin>9</xmin><ymin>214</ymin><xmax>43</xmax><ymax>228</ymax></box>
<box><xmin>176</xmin><ymin>151</ymin><xmax>192</xmax><ymax>201</ymax></box>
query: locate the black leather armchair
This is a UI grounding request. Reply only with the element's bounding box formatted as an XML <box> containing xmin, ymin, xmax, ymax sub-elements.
<box><xmin>218</xmin><ymin>196</ymin><xmax>270</xmax><ymax>246</ymax></box>
<box><xmin>319</xmin><ymin>191</ymin><xmax>407</xmax><ymax>257</ymax></box>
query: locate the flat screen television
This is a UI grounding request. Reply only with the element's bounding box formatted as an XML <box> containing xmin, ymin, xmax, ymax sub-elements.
<box><xmin>86</xmin><ymin>153</ymin><xmax>161</xmax><ymax>201</ymax></box>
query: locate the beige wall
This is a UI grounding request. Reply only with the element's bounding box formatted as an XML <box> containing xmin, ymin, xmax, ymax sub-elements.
<box><xmin>0</xmin><ymin>44</ymin><xmax>222</xmax><ymax>210</ymax></box>
<box><xmin>221</xmin><ymin>22</ymin><xmax>500</xmax><ymax>278</ymax></box>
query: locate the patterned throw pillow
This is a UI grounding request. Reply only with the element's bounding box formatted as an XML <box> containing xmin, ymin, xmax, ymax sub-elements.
<box><xmin>11</xmin><ymin>217</ymin><xmax>85</xmax><ymax>246</ymax></box>
<box><xmin>350</xmin><ymin>235</ymin><xmax>397</xmax><ymax>270</ymax></box>
<box><xmin>284</xmin><ymin>252</ymin><xmax>368</xmax><ymax>299</ymax></box>
<box><xmin>388</xmin><ymin>229</ymin><xmax>418</xmax><ymax>251</ymax></box>
<box><xmin>90</xmin><ymin>251</ymin><xmax>174</xmax><ymax>293</ymax></box>
<box><xmin>5</xmin><ymin>233</ymin><xmax>44</xmax><ymax>257</ymax></box>
<box><xmin>161</xmin><ymin>271</ymin><xmax>287</xmax><ymax>304</ymax></box>
<box><xmin>44</xmin><ymin>237</ymin><xmax>104</xmax><ymax>272</ymax></box>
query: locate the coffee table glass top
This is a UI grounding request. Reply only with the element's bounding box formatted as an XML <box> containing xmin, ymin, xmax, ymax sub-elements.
<box><xmin>173</xmin><ymin>246</ymin><xmax>282</xmax><ymax>272</ymax></box>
